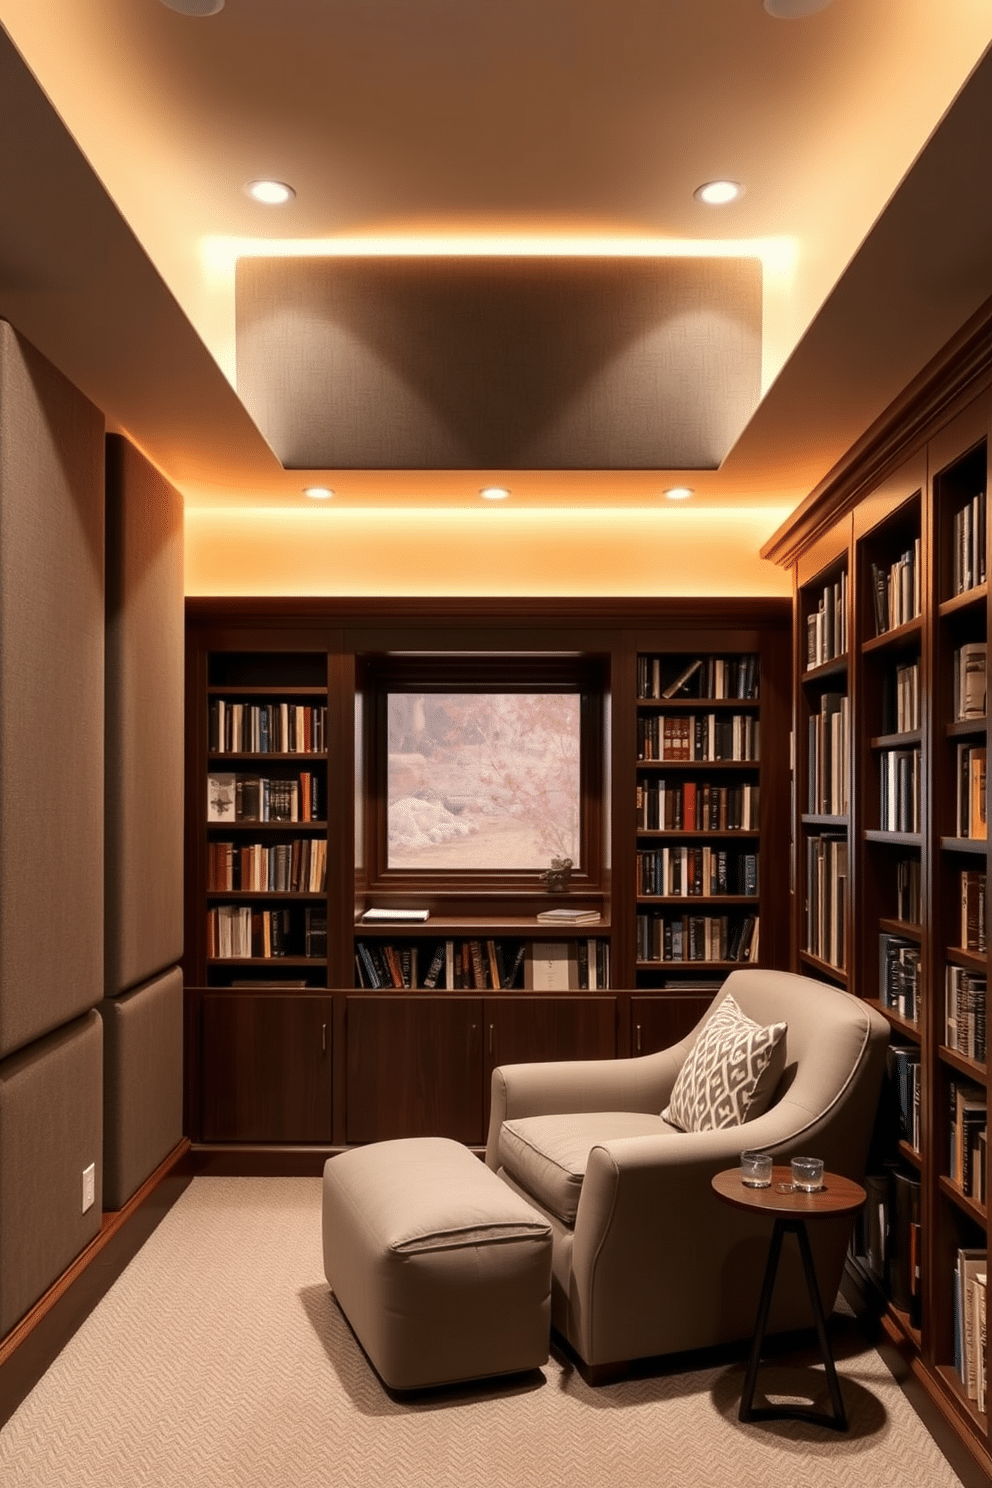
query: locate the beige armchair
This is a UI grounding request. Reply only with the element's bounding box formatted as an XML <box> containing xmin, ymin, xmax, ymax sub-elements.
<box><xmin>485</xmin><ymin>968</ymin><xmax>889</xmax><ymax>1373</ymax></box>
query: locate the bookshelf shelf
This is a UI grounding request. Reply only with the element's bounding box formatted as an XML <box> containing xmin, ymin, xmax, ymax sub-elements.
<box><xmin>208</xmin><ymin>752</ymin><xmax>329</xmax><ymax>762</ymax></box>
<box><xmin>864</xmin><ymin>830</ymin><xmax>923</xmax><ymax>846</ymax></box>
<box><xmin>860</xmin><ymin>616</ymin><xmax>923</xmax><ymax>653</ymax></box>
<box><xmin>878</xmin><ymin>916</ymin><xmax>922</xmax><ymax>940</ymax></box>
<box><xmin>938</xmin><ymin>585</ymin><xmax>988</xmax><ymax>621</ymax></box>
<box><xmin>802</xmin><ymin>654</ymin><xmax>848</xmax><ymax>682</ymax></box>
<box><xmin>939</xmin><ymin>1175</ymin><xmax>987</xmax><ymax>1229</ymax></box>
<box><xmin>897</xmin><ymin>1140</ymin><xmax>922</xmax><ymax>1171</ymax></box>
<box><xmin>866</xmin><ymin>999</ymin><xmax>920</xmax><ymax>1042</ymax></box>
<box><xmin>797</xmin><ymin>950</ymin><xmax>848</xmax><ymax>984</ymax></box>
<box><xmin>206</xmin><ymin>684</ymin><xmax>328</xmax><ymax>697</ymax></box>
<box><xmin>940</xmin><ymin>1045</ymin><xmax>988</xmax><ymax>1082</ymax></box>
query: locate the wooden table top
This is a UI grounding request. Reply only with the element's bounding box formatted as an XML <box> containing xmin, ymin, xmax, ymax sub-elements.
<box><xmin>711</xmin><ymin>1166</ymin><xmax>866</xmax><ymax>1219</ymax></box>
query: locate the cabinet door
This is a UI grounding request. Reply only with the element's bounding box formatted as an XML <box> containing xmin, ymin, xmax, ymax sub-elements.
<box><xmin>199</xmin><ymin>993</ymin><xmax>333</xmax><ymax>1143</ymax></box>
<box><xmin>631</xmin><ymin>994</ymin><xmax>712</xmax><ymax>1056</ymax></box>
<box><xmin>483</xmin><ymin>995</ymin><xmax>618</xmax><ymax>1127</ymax></box>
<box><xmin>345</xmin><ymin>996</ymin><xmax>484</xmax><ymax>1145</ymax></box>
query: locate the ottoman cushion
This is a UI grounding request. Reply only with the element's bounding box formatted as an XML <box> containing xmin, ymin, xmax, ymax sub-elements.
<box><xmin>322</xmin><ymin>1137</ymin><xmax>553</xmax><ymax>1389</ymax></box>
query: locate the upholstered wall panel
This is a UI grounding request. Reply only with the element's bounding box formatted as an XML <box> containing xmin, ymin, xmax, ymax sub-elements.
<box><xmin>0</xmin><ymin>321</ymin><xmax>104</xmax><ymax>1058</ymax></box>
<box><xmin>99</xmin><ymin>967</ymin><xmax>183</xmax><ymax>1210</ymax></box>
<box><xmin>236</xmin><ymin>256</ymin><xmax>762</xmax><ymax>470</ymax></box>
<box><xmin>105</xmin><ymin>435</ymin><xmax>184</xmax><ymax>997</ymax></box>
<box><xmin>0</xmin><ymin>1011</ymin><xmax>103</xmax><ymax>1338</ymax></box>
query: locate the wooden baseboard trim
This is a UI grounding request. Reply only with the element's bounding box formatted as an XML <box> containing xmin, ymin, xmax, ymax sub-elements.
<box><xmin>189</xmin><ymin>1143</ymin><xmax>343</xmax><ymax>1176</ymax></box>
<box><xmin>0</xmin><ymin>1139</ymin><xmax>193</xmax><ymax>1428</ymax></box>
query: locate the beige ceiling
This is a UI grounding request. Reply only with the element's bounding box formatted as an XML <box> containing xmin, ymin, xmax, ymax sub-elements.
<box><xmin>1</xmin><ymin>0</ymin><xmax>991</xmax><ymax>511</ymax></box>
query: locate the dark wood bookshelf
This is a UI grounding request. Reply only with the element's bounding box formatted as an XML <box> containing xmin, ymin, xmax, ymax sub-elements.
<box><xmin>767</xmin><ymin>315</ymin><xmax>992</xmax><ymax>1476</ymax></box>
<box><xmin>185</xmin><ymin>599</ymin><xmax>792</xmax><ymax>1155</ymax></box>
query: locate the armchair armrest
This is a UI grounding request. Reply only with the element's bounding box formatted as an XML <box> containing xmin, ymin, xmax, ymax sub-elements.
<box><xmin>485</xmin><ymin>1048</ymin><xmax>683</xmax><ymax>1168</ymax></box>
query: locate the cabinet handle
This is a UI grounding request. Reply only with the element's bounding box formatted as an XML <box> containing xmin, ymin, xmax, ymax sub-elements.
<box><xmin>321</xmin><ymin>1022</ymin><xmax>327</xmax><ymax>1054</ymax></box>
<box><xmin>489</xmin><ymin>1024</ymin><xmax>494</xmax><ymax>1057</ymax></box>
<box><xmin>635</xmin><ymin>1023</ymin><xmax>642</xmax><ymax>1053</ymax></box>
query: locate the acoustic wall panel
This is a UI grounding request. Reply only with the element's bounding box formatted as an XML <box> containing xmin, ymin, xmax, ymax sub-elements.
<box><xmin>99</xmin><ymin>967</ymin><xmax>183</xmax><ymax>1210</ymax></box>
<box><xmin>0</xmin><ymin>321</ymin><xmax>104</xmax><ymax>1058</ymax></box>
<box><xmin>0</xmin><ymin>1011</ymin><xmax>103</xmax><ymax>1339</ymax></box>
<box><xmin>105</xmin><ymin>435</ymin><xmax>184</xmax><ymax>997</ymax></box>
<box><xmin>236</xmin><ymin>256</ymin><xmax>762</xmax><ymax>470</ymax></box>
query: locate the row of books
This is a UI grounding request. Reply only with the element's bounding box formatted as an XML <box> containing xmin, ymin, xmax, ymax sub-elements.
<box><xmin>879</xmin><ymin>747</ymin><xmax>920</xmax><ymax>834</ymax></box>
<box><xmin>858</xmin><ymin>1167</ymin><xmax>920</xmax><ymax>1325</ymax></box>
<box><xmin>807</xmin><ymin>692</ymin><xmax>849</xmax><ymax>816</ymax></box>
<box><xmin>960</xmin><ymin>869</ymin><xmax>987</xmax><ymax>953</ymax></box>
<box><xmin>870</xmin><ymin>542</ymin><xmax>920</xmax><ymax>636</ymax></box>
<box><xmin>888</xmin><ymin>1045</ymin><xmax>920</xmax><ymax>1149</ymax></box>
<box><xmin>897</xmin><ymin>856</ymin><xmax>922</xmax><ymax>923</ymax></box>
<box><xmin>635</xmin><ymin>846</ymin><xmax>757</xmax><ymax>899</ymax></box>
<box><xmin>805</xmin><ymin>571</ymin><xmax>847</xmax><ymax>669</ymax></box>
<box><xmin>637</xmin><ymin>713</ymin><xmax>760</xmax><ymax>763</ymax></box>
<box><xmin>952</xmin><ymin>489</ymin><xmax>987</xmax><ymax>596</ymax></box>
<box><xmin>207</xmin><ymin>838</ymin><xmax>327</xmax><ymax>893</ymax></box>
<box><xmin>635</xmin><ymin>912</ymin><xmax>759</xmax><ymax>965</ymax></box>
<box><xmin>206</xmin><ymin>905</ymin><xmax>327</xmax><ymax>959</ymax></box>
<box><xmin>949</xmin><ymin>1080</ymin><xmax>987</xmax><ymax>1202</ymax></box>
<box><xmin>956</xmin><ymin>744</ymin><xmax>987</xmax><ymax>840</ymax></box>
<box><xmin>955</xmin><ymin>1247</ymin><xmax>987</xmax><ymax>1413</ymax></box>
<box><xmin>953</xmin><ymin>642</ymin><xmax>987</xmax><ymax>721</ymax></box>
<box><xmin>209</xmin><ymin>700</ymin><xmax>327</xmax><ymax>755</ymax></box>
<box><xmin>207</xmin><ymin>772</ymin><xmax>322</xmax><ymax>823</ymax></box>
<box><xmin>636</xmin><ymin>780</ymin><xmax>760</xmax><ymax>832</ymax></box>
<box><xmin>885</xmin><ymin>659</ymin><xmax>921</xmax><ymax>735</ymax></box>
<box><xmin>879</xmin><ymin>933</ymin><xmax>920</xmax><ymax>1022</ymax></box>
<box><xmin>636</xmin><ymin>654</ymin><xmax>760</xmax><ymax>701</ymax></box>
<box><xmin>805</xmin><ymin>834</ymin><xmax>847</xmax><ymax>971</ymax></box>
<box><xmin>946</xmin><ymin>965</ymin><xmax>987</xmax><ymax>1064</ymax></box>
<box><xmin>354</xmin><ymin>937</ymin><xmax>610</xmax><ymax>991</ymax></box>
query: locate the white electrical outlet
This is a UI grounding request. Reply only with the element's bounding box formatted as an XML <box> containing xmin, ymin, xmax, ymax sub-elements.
<box><xmin>82</xmin><ymin>1162</ymin><xmax>95</xmax><ymax>1214</ymax></box>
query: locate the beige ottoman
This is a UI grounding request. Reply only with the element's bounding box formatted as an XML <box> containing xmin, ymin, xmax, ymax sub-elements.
<box><xmin>322</xmin><ymin>1137</ymin><xmax>553</xmax><ymax>1390</ymax></box>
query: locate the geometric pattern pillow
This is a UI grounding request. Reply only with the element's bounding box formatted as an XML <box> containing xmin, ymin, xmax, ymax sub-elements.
<box><xmin>661</xmin><ymin>994</ymin><xmax>787</xmax><ymax>1133</ymax></box>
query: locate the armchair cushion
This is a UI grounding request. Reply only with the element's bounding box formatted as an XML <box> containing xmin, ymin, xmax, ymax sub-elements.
<box><xmin>500</xmin><ymin>1111</ymin><xmax>674</xmax><ymax>1224</ymax></box>
<box><xmin>661</xmin><ymin>994</ymin><xmax>787</xmax><ymax>1132</ymax></box>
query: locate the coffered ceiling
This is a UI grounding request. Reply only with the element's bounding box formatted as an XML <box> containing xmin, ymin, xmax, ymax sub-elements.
<box><xmin>1</xmin><ymin>0</ymin><xmax>991</xmax><ymax>511</ymax></box>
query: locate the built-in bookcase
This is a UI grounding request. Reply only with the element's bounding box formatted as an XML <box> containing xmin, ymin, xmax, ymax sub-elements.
<box><xmin>768</xmin><ymin>318</ymin><xmax>992</xmax><ymax>1471</ymax></box>
<box><xmin>633</xmin><ymin>646</ymin><xmax>785</xmax><ymax>996</ymax></box>
<box><xmin>201</xmin><ymin>655</ymin><xmax>330</xmax><ymax>988</ymax></box>
<box><xmin>184</xmin><ymin>602</ymin><xmax>792</xmax><ymax>1154</ymax></box>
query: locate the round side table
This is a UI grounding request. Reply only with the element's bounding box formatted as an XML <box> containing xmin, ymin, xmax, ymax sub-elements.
<box><xmin>711</xmin><ymin>1165</ymin><xmax>866</xmax><ymax>1431</ymax></box>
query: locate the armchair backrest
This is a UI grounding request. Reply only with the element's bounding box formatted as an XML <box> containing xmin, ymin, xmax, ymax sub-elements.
<box><xmin>671</xmin><ymin>967</ymin><xmax>890</xmax><ymax>1177</ymax></box>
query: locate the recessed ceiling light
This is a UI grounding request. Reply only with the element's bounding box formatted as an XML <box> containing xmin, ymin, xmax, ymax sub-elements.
<box><xmin>480</xmin><ymin>486</ymin><xmax>510</xmax><ymax>501</ymax></box>
<box><xmin>664</xmin><ymin>487</ymin><xmax>695</xmax><ymax>501</ymax></box>
<box><xmin>303</xmin><ymin>486</ymin><xmax>334</xmax><ymax>500</ymax></box>
<box><xmin>763</xmin><ymin>0</ymin><xmax>834</xmax><ymax>16</ymax></box>
<box><xmin>245</xmin><ymin>180</ymin><xmax>296</xmax><ymax>206</ymax></box>
<box><xmin>693</xmin><ymin>181</ymin><xmax>743</xmax><ymax>206</ymax></box>
<box><xmin>158</xmin><ymin>0</ymin><xmax>225</xmax><ymax>14</ymax></box>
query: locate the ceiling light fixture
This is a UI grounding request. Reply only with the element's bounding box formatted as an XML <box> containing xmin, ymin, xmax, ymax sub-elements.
<box><xmin>303</xmin><ymin>486</ymin><xmax>334</xmax><ymax>500</ymax></box>
<box><xmin>693</xmin><ymin>181</ymin><xmax>743</xmax><ymax>206</ymax></box>
<box><xmin>479</xmin><ymin>486</ymin><xmax>510</xmax><ymax>501</ymax></box>
<box><xmin>763</xmin><ymin>0</ymin><xmax>834</xmax><ymax>16</ymax></box>
<box><xmin>245</xmin><ymin>180</ymin><xmax>296</xmax><ymax>206</ymax></box>
<box><xmin>158</xmin><ymin>0</ymin><xmax>225</xmax><ymax>15</ymax></box>
<box><xmin>664</xmin><ymin>486</ymin><xmax>695</xmax><ymax>501</ymax></box>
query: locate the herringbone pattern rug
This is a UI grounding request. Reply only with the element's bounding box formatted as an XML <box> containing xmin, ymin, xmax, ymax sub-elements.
<box><xmin>0</xmin><ymin>1178</ymin><xmax>966</xmax><ymax>1487</ymax></box>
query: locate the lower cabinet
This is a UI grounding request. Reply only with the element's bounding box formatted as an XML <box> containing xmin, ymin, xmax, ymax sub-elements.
<box><xmin>197</xmin><ymin>992</ymin><xmax>333</xmax><ymax>1143</ymax></box>
<box><xmin>345</xmin><ymin>997</ymin><xmax>484</xmax><ymax>1145</ymax></box>
<box><xmin>190</xmin><ymin>989</ymin><xmax>620</xmax><ymax>1147</ymax></box>
<box><xmin>345</xmin><ymin>995</ymin><xmax>619</xmax><ymax>1145</ymax></box>
<box><xmin>631</xmin><ymin>994</ymin><xmax>713</xmax><ymax>1055</ymax></box>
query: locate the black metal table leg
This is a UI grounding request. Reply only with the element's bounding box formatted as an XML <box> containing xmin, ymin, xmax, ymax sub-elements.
<box><xmin>738</xmin><ymin>1216</ymin><xmax>848</xmax><ymax>1431</ymax></box>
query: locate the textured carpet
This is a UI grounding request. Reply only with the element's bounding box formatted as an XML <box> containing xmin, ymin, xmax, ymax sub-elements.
<box><xmin>0</xmin><ymin>1177</ymin><xmax>966</xmax><ymax>1487</ymax></box>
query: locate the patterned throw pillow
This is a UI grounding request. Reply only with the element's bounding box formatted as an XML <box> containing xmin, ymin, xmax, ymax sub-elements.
<box><xmin>662</xmin><ymin>995</ymin><xmax>787</xmax><ymax>1132</ymax></box>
